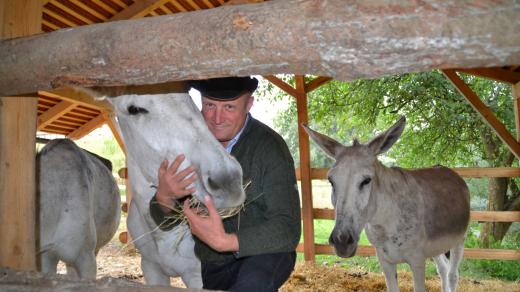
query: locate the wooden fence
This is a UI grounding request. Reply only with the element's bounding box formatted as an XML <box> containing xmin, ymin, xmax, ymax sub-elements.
<box><xmin>295</xmin><ymin>167</ymin><xmax>520</xmax><ymax>261</ymax></box>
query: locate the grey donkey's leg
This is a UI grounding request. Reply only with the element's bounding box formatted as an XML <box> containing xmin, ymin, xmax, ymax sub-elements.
<box><xmin>40</xmin><ymin>252</ymin><xmax>59</xmax><ymax>275</ymax></box>
<box><xmin>433</xmin><ymin>254</ymin><xmax>449</xmax><ymax>292</ymax></box>
<box><xmin>409</xmin><ymin>257</ymin><xmax>427</xmax><ymax>292</ymax></box>
<box><xmin>447</xmin><ymin>242</ymin><xmax>464</xmax><ymax>292</ymax></box>
<box><xmin>376</xmin><ymin>251</ymin><xmax>400</xmax><ymax>292</ymax></box>
<box><xmin>74</xmin><ymin>250</ymin><xmax>97</xmax><ymax>279</ymax></box>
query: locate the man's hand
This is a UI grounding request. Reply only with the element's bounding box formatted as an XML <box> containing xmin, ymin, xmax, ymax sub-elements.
<box><xmin>156</xmin><ymin>154</ymin><xmax>198</xmax><ymax>213</ymax></box>
<box><xmin>184</xmin><ymin>195</ymin><xmax>239</xmax><ymax>253</ymax></box>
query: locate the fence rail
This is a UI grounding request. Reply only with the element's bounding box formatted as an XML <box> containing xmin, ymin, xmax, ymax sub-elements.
<box><xmin>305</xmin><ymin>208</ymin><xmax>520</xmax><ymax>260</ymax></box>
<box><xmin>295</xmin><ymin>244</ymin><xmax>520</xmax><ymax>260</ymax></box>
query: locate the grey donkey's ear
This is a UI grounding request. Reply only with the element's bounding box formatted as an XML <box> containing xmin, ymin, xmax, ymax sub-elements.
<box><xmin>301</xmin><ymin>124</ymin><xmax>344</xmax><ymax>159</ymax></box>
<box><xmin>367</xmin><ymin>116</ymin><xmax>406</xmax><ymax>155</ymax></box>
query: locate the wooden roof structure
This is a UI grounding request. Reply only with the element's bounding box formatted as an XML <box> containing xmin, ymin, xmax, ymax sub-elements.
<box><xmin>37</xmin><ymin>0</ymin><xmax>263</xmax><ymax>141</ymax></box>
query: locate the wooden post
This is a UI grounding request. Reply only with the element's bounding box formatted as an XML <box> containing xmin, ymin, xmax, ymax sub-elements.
<box><xmin>0</xmin><ymin>0</ymin><xmax>42</xmax><ymax>271</ymax></box>
<box><xmin>295</xmin><ymin>75</ymin><xmax>315</xmax><ymax>261</ymax></box>
<box><xmin>264</xmin><ymin>75</ymin><xmax>331</xmax><ymax>261</ymax></box>
<box><xmin>513</xmin><ymin>82</ymin><xmax>520</xmax><ymax>142</ymax></box>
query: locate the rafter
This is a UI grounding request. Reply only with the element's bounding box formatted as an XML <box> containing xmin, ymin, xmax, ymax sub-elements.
<box><xmin>91</xmin><ymin>0</ymin><xmax>119</xmax><ymax>15</ymax></box>
<box><xmin>67</xmin><ymin>112</ymin><xmax>107</xmax><ymax>140</ymax></box>
<box><xmin>42</xmin><ymin>8</ymin><xmax>78</xmax><ymax>27</ymax></box>
<box><xmin>456</xmin><ymin>67</ymin><xmax>520</xmax><ymax>85</ymax></box>
<box><xmin>72</xmin><ymin>1</ymin><xmax>108</xmax><ymax>21</ymax></box>
<box><xmin>263</xmin><ymin>75</ymin><xmax>298</xmax><ymax>98</ymax></box>
<box><xmin>37</xmin><ymin>100</ymin><xmax>76</xmax><ymax>130</ymax></box>
<box><xmin>109</xmin><ymin>0</ymin><xmax>167</xmax><ymax>21</ymax></box>
<box><xmin>49</xmin><ymin>1</ymin><xmax>94</xmax><ymax>25</ymax></box>
<box><xmin>305</xmin><ymin>76</ymin><xmax>333</xmax><ymax>93</ymax></box>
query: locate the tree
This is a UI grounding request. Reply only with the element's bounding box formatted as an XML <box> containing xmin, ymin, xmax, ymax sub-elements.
<box><xmin>257</xmin><ymin>71</ymin><xmax>520</xmax><ymax>246</ymax></box>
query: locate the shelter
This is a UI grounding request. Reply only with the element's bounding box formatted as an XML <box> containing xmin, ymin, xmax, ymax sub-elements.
<box><xmin>1</xmin><ymin>0</ymin><xmax>519</xmax><ymax>273</ymax></box>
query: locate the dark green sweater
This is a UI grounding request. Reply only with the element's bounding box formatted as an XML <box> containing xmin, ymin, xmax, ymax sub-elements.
<box><xmin>150</xmin><ymin>116</ymin><xmax>301</xmax><ymax>263</ymax></box>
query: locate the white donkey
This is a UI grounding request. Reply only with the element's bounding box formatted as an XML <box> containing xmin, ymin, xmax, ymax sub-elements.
<box><xmin>303</xmin><ymin>116</ymin><xmax>470</xmax><ymax>292</ymax></box>
<box><xmin>102</xmin><ymin>91</ymin><xmax>245</xmax><ymax>288</ymax></box>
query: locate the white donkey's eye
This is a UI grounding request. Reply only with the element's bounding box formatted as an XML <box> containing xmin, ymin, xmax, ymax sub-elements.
<box><xmin>359</xmin><ymin>177</ymin><xmax>372</xmax><ymax>190</ymax></box>
<box><xmin>127</xmin><ymin>105</ymin><xmax>149</xmax><ymax>115</ymax></box>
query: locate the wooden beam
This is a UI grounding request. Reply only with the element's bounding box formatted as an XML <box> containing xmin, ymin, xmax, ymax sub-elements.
<box><xmin>472</xmin><ymin>211</ymin><xmax>520</xmax><ymax>222</ymax></box>
<box><xmin>67</xmin><ymin>112</ymin><xmax>107</xmax><ymax>140</ymax></box>
<box><xmin>442</xmin><ymin>69</ymin><xmax>520</xmax><ymax>160</ymax></box>
<box><xmin>463</xmin><ymin>248</ymin><xmax>520</xmax><ymax>260</ymax></box>
<box><xmin>295</xmin><ymin>75</ymin><xmax>315</xmax><ymax>262</ymax></box>
<box><xmin>305</xmin><ymin>76</ymin><xmax>333</xmax><ymax>93</ymax></box>
<box><xmin>37</xmin><ymin>100</ymin><xmax>76</xmax><ymax>130</ymax></box>
<box><xmin>108</xmin><ymin>0</ymin><xmax>164</xmax><ymax>21</ymax></box>
<box><xmin>263</xmin><ymin>75</ymin><xmax>298</xmax><ymax>98</ymax></box>
<box><xmin>514</xmin><ymin>82</ymin><xmax>520</xmax><ymax>142</ymax></box>
<box><xmin>452</xmin><ymin>167</ymin><xmax>520</xmax><ymax>178</ymax></box>
<box><xmin>456</xmin><ymin>67</ymin><xmax>520</xmax><ymax>85</ymax></box>
<box><xmin>295</xmin><ymin>167</ymin><xmax>520</xmax><ymax>180</ymax></box>
<box><xmin>312</xmin><ymin>208</ymin><xmax>520</xmax><ymax>223</ymax></box>
<box><xmin>0</xmin><ymin>0</ymin><xmax>41</xmax><ymax>272</ymax></box>
<box><xmin>297</xmin><ymin>244</ymin><xmax>520</xmax><ymax>260</ymax></box>
<box><xmin>2</xmin><ymin>0</ymin><xmax>520</xmax><ymax>96</ymax></box>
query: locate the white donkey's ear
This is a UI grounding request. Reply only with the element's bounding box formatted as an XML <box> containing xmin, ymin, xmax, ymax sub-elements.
<box><xmin>302</xmin><ymin>124</ymin><xmax>344</xmax><ymax>159</ymax></box>
<box><xmin>368</xmin><ymin>116</ymin><xmax>406</xmax><ymax>155</ymax></box>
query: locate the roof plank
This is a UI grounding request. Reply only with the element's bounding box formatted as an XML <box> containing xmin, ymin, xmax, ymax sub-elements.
<box><xmin>37</xmin><ymin>100</ymin><xmax>76</xmax><ymax>130</ymax></box>
<box><xmin>67</xmin><ymin>112</ymin><xmax>107</xmax><ymax>140</ymax></box>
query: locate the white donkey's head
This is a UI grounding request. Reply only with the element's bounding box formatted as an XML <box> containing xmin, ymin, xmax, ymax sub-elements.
<box><xmin>108</xmin><ymin>91</ymin><xmax>245</xmax><ymax>209</ymax></box>
<box><xmin>302</xmin><ymin>116</ymin><xmax>406</xmax><ymax>257</ymax></box>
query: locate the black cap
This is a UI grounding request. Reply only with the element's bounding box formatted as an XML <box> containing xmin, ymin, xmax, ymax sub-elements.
<box><xmin>190</xmin><ymin>77</ymin><xmax>258</xmax><ymax>100</ymax></box>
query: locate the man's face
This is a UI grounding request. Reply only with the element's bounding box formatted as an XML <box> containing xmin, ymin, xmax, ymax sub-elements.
<box><xmin>201</xmin><ymin>92</ymin><xmax>254</xmax><ymax>146</ymax></box>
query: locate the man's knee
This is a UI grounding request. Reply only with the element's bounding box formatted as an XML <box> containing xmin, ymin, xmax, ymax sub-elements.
<box><xmin>233</xmin><ymin>252</ymin><xmax>296</xmax><ymax>291</ymax></box>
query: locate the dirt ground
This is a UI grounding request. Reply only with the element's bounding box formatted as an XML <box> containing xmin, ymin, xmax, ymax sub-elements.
<box><xmin>84</xmin><ymin>228</ymin><xmax>520</xmax><ymax>292</ymax></box>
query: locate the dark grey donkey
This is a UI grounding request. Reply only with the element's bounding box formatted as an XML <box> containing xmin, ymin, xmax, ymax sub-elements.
<box><xmin>303</xmin><ymin>116</ymin><xmax>470</xmax><ymax>292</ymax></box>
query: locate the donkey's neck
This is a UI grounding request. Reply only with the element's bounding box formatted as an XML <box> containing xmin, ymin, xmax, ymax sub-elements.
<box><xmin>367</xmin><ymin>162</ymin><xmax>410</xmax><ymax>224</ymax></box>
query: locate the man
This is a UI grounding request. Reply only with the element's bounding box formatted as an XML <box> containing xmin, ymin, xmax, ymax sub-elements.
<box><xmin>149</xmin><ymin>76</ymin><xmax>301</xmax><ymax>291</ymax></box>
